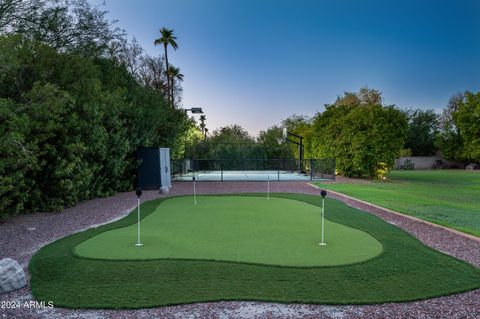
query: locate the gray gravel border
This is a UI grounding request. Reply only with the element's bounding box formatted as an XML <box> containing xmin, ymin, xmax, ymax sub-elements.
<box><xmin>1</xmin><ymin>181</ymin><xmax>479</xmax><ymax>319</ymax></box>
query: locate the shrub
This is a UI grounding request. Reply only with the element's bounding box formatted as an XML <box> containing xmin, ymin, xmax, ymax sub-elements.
<box><xmin>0</xmin><ymin>36</ymin><xmax>189</xmax><ymax>220</ymax></box>
<box><xmin>375</xmin><ymin>162</ymin><xmax>389</xmax><ymax>180</ymax></box>
<box><xmin>311</xmin><ymin>89</ymin><xmax>408</xmax><ymax>178</ymax></box>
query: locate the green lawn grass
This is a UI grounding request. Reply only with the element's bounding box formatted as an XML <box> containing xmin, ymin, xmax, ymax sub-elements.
<box><xmin>29</xmin><ymin>193</ymin><xmax>480</xmax><ymax>309</ymax></box>
<box><xmin>74</xmin><ymin>196</ymin><xmax>382</xmax><ymax>267</ymax></box>
<box><xmin>314</xmin><ymin>170</ymin><xmax>480</xmax><ymax>236</ymax></box>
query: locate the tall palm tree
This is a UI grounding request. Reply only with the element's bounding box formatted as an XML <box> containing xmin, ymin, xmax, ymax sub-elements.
<box><xmin>199</xmin><ymin>114</ymin><xmax>206</xmax><ymax>136</ymax></box>
<box><xmin>154</xmin><ymin>27</ymin><xmax>178</xmax><ymax>107</ymax></box>
<box><xmin>168</xmin><ymin>65</ymin><xmax>184</xmax><ymax>106</ymax></box>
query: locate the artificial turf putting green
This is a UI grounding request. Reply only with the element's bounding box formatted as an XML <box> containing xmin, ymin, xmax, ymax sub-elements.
<box><xmin>74</xmin><ymin>196</ymin><xmax>383</xmax><ymax>267</ymax></box>
<box><xmin>29</xmin><ymin>193</ymin><xmax>480</xmax><ymax>309</ymax></box>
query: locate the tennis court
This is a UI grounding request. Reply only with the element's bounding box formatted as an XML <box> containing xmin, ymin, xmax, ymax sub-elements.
<box><xmin>173</xmin><ymin>170</ymin><xmax>316</xmax><ymax>181</ymax></box>
<box><xmin>171</xmin><ymin>159</ymin><xmax>336</xmax><ymax>181</ymax></box>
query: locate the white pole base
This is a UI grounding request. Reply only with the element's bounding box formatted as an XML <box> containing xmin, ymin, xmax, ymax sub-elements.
<box><xmin>135</xmin><ymin>243</ymin><xmax>143</xmax><ymax>247</ymax></box>
<box><xmin>318</xmin><ymin>242</ymin><xmax>327</xmax><ymax>246</ymax></box>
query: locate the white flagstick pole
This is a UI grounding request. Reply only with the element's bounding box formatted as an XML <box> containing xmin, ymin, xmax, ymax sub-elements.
<box><xmin>135</xmin><ymin>188</ymin><xmax>143</xmax><ymax>246</ymax></box>
<box><xmin>267</xmin><ymin>174</ymin><xmax>270</xmax><ymax>200</ymax></box>
<box><xmin>137</xmin><ymin>197</ymin><xmax>141</xmax><ymax>244</ymax></box>
<box><xmin>319</xmin><ymin>190</ymin><xmax>327</xmax><ymax>246</ymax></box>
<box><xmin>193</xmin><ymin>177</ymin><xmax>197</xmax><ymax>205</ymax></box>
<box><xmin>321</xmin><ymin>198</ymin><xmax>325</xmax><ymax>244</ymax></box>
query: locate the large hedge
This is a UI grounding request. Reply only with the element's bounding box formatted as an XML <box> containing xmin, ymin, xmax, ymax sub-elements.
<box><xmin>0</xmin><ymin>35</ymin><xmax>189</xmax><ymax>220</ymax></box>
<box><xmin>311</xmin><ymin>89</ymin><xmax>407</xmax><ymax>178</ymax></box>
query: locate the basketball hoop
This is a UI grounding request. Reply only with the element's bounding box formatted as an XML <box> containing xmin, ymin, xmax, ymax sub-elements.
<box><xmin>278</xmin><ymin>127</ymin><xmax>288</xmax><ymax>145</ymax></box>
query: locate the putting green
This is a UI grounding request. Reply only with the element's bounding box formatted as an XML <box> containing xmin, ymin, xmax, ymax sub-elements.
<box><xmin>31</xmin><ymin>194</ymin><xmax>480</xmax><ymax>308</ymax></box>
<box><xmin>74</xmin><ymin>196</ymin><xmax>383</xmax><ymax>267</ymax></box>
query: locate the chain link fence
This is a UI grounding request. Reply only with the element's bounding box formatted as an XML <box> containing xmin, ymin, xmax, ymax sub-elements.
<box><xmin>171</xmin><ymin>158</ymin><xmax>335</xmax><ymax>181</ymax></box>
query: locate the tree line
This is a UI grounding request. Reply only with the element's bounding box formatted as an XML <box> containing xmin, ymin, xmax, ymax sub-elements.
<box><xmin>1</xmin><ymin>1</ymin><xmax>478</xmax><ymax>220</ymax></box>
<box><xmin>188</xmin><ymin>87</ymin><xmax>479</xmax><ymax>179</ymax></box>
<box><xmin>0</xmin><ymin>0</ymin><xmax>193</xmax><ymax>220</ymax></box>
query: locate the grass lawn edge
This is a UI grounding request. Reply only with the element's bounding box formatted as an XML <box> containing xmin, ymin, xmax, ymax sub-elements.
<box><xmin>308</xmin><ymin>183</ymin><xmax>480</xmax><ymax>242</ymax></box>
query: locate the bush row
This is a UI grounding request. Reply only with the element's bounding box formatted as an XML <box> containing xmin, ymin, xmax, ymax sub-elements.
<box><xmin>0</xmin><ymin>35</ymin><xmax>188</xmax><ymax>220</ymax></box>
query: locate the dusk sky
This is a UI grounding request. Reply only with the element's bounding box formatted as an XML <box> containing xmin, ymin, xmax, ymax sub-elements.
<box><xmin>91</xmin><ymin>0</ymin><xmax>480</xmax><ymax>135</ymax></box>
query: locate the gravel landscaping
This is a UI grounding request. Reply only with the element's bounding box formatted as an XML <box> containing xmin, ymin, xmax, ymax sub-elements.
<box><xmin>1</xmin><ymin>181</ymin><xmax>479</xmax><ymax>319</ymax></box>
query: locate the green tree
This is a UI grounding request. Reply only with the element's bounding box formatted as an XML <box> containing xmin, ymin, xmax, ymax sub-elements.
<box><xmin>258</xmin><ymin>126</ymin><xmax>294</xmax><ymax>159</ymax></box>
<box><xmin>455</xmin><ymin>91</ymin><xmax>480</xmax><ymax>162</ymax></box>
<box><xmin>168</xmin><ymin>65</ymin><xmax>184</xmax><ymax>106</ymax></box>
<box><xmin>0</xmin><ymin>34</ymin><xmax>191</xmax><ymax>220</ymax></box>
<box><xmin>311</xmin><ymin>88</ymin><xmax>407</xmax><ymax>178</ymax></box>
<box><xmin>281</xmin><ymin>115</ymin><xmax>314</xmax><ymax>158</ymax></box>
<box><xmin>405</xmin><ymin>109</ymin><xmax>439</xmax><ymax>156</ymax></box>
<box><xmin>154</xmin><ymin>27</ymin><xmax>178</xmax><ymax>107</ymax></box>
<box><xmin>0</xmin><ymin>98</ymin><xmax>36</xmax><ymax>216</ymax></box>
<box><xmin>0</xmin><ymin>0</ymin><xmax>122</xmax><ymax>56</ymax></box>
<box><xmin>437</xmin><ymin>93</ymin><xmax>464</xmax><ymax>161</ymax></box>
<box><xmin>199</xmin><ymin>115</ymin><xmax>207</xmax><ymax>139</ymax></box>
<box><xmin>188</xmin><ymin>125</ymin><xmax>264</xmax><ymax>160</ymax></box>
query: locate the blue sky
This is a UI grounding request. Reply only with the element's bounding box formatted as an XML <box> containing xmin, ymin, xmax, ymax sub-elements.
<box><xmin>92</xmin><ymin>0</ymin><xmax>480</xmax><ymax>135</ymax></box>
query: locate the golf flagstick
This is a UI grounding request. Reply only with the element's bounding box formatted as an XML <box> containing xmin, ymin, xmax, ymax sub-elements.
<box><xmin>319</xmin><ymin>190</ymin><xmax>327</xmax><ymax>246</ymax></box>
<box><xmin>193</xmin><ymin>176</ymin><xmax>197</xmax><ymax>205</ymax></box>
<box><xmin>135</xmin><ymin>188</ymin><xmax>143</xmax><ymax>246</ymax></box>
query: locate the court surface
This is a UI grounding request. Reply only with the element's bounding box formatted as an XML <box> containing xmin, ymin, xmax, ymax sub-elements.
<box><xmin>173</xmin><ymin>170</ymin><xmax>330</xmax><ymax>181</ymax></box>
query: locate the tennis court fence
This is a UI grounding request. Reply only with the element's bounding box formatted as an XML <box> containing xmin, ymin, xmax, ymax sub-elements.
<box><xmin>171</xmin><ymin>158</ymin><xmax>335</xmax><ymax>181</ymax></box>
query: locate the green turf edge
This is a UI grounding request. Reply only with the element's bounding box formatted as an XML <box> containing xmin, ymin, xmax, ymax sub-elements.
<box><xmin>70</xmin><ymin>194</ymin><xmax>386</xmax><ymax>269</ymax></box>
<box><xmin>312</xmin><ymin>173</ymin><xmax>480</xmax><ymax>238</ymax></box>
<box><xmin>268</xmin><ymin>193</ymin><xmax>480</xmax><ymax>275</ymax></box>
<box><xmin>29</xmin><ymin>193</ymin><xmax>480</xmax><ymax>309</ymax></box>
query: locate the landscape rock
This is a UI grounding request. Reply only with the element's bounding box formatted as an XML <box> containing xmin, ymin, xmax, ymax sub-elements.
<box><xmin>0</xmin><ymin>257</ymin><xmax>26</xmax><ymax>293</ymax></box>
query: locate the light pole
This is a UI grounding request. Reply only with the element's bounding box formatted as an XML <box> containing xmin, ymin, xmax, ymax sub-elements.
<box><xmin>183</xmin><ymin>107</ymin><xmax>204</xmax><ymax>160</ymax></box>
<box><xmin>319</xmin><ymin>190</ymin><xmax>327</xmax><ymax>246</ymax></box>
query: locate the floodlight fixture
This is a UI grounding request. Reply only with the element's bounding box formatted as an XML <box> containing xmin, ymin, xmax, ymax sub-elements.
<box><xmin>186</xmin><ymin>107</ymin><xmax>203</xmax><ymax>114</ymax></box>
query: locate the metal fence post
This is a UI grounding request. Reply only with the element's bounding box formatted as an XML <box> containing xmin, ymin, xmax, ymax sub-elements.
<box><xmin>310</xmin><ymin>159</ymin><xmax>314</xmax><ymax>180</ymax></box>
